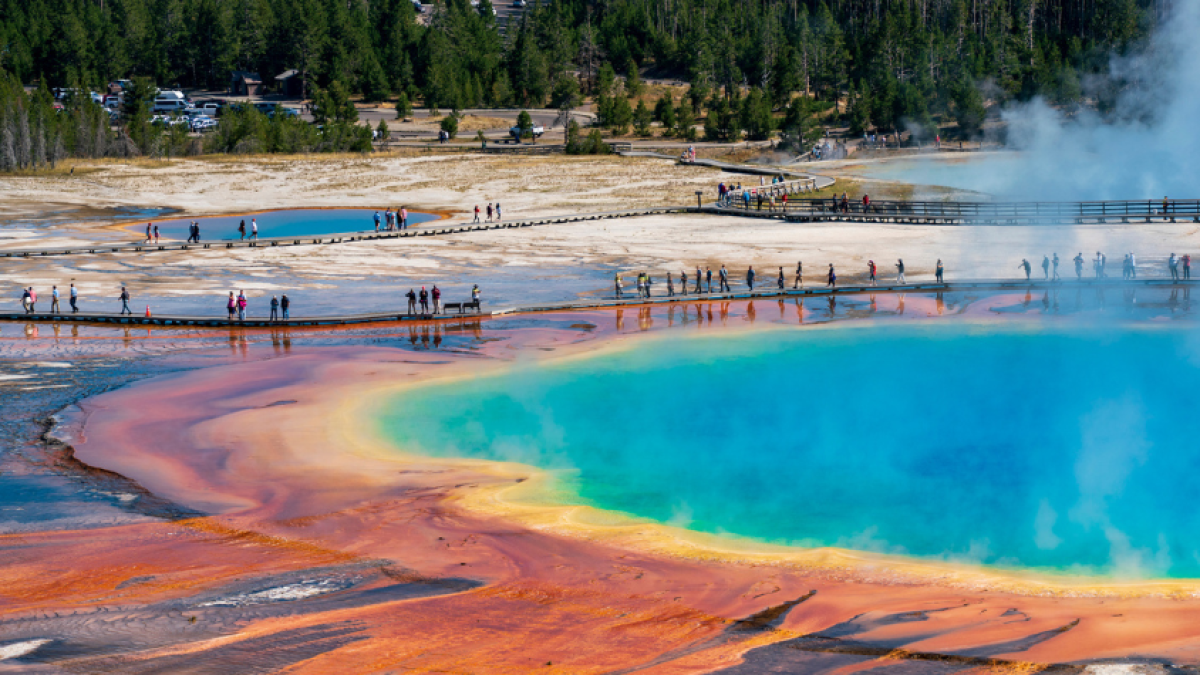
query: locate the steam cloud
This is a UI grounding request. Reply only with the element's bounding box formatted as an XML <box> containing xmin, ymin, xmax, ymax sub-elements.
<box><xmin>908</xmin><ymin>3</ymin><xmax>1200</xmax><ymax>201</ymax></box>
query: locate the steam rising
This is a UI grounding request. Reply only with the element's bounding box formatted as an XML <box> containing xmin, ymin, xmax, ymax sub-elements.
<box><xmin>907</xmin><ymin>3</ymin><xmax>1200</xmax><ymax>201</ymax></box>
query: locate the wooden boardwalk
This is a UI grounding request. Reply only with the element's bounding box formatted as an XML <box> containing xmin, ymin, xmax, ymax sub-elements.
<box><xmin>0</xmin><ymin>206</ymin><xmax>695</xmax><ymax>259</ymax></box>
<box><xmin>4</xmin><ymin>279</ymin><xmax>1190</xmax><ymax>329</ymax></box>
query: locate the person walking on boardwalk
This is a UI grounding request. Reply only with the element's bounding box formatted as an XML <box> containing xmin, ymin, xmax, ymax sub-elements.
<box><xmin>51</xmin><ymin>285</ymin><xmax>60</xmax><ymax>313</ymax></box>
<box><xmin>28</xmin><ymin>287</ymin><xmax>36</xmax><ymax>312</ymax></box>
<box><xmin>615</xmin><ymin>272</ymin><xmax>624</xmax><ymax>298</ymax></box>
<box><xmin>680</xmin><ymin>270</ymin><xmax>688</xmax><ymax>296</ymax></box>
<box><xmin>153</xmin><ymin>225</ymin><xmax>160</xmax><ymax>243</ymax></box>
<box><xmin>695</xmin><ymin>266</ymin><xmax>703</xmax><ymax>293</ymax></box>
<box><xmin>119</xmin><ymin>286</ymin><xmax>132</xmax><ymax>315</ymax></box>
<box><xmin>746</xmin><ymin>266</ymin><xmax>756</xmax><ymax>291</ymax></box>
<box><xmin>21</xmin><ymin>287</ymin><xmax>31</xmax><ymax>314</ymax></box>
<box><xmin>238</xmin><ymin>220</ymin><xmax>246</xmax><ymax>240</ymax></box>
<box><xmin>473</xmin><ymin>205</ymin><xmax>481</xmax><ymax>223</ymax></box>
<box><xmin>374</xmin><ymin>211</ymin><xmax>381</xmax><ymax>232</ymax></box>
<box><xmin>1128</xmin><ymin>252</ymin><xmax>1137</xmax><ymax>279</ymax></box>
<box><xmin>668</xmin><ymin>272</ymin><xmax>676</xmax><ymax>297</ymax></box>
<box><xmin>419</xmin><ymin>287</ymin><xmax>429</xmax><ymax>313</ymax></box>
<box><xmin>1121</xmin><ymin>254</ymin><xmax>1130</xmax><ymax>279</ymax></box>
<box><xmin>896</xmin><ymin>259</ymin><xmax>906</xmax><ymax>284</ymax></box>
<box><xmin>472</xmin><ymin>285</ymin><xmax>481</xmax><ymax>306</ymax></box>
<box><xmin>486</xmin><ymin>203</ymin><xmax>493</xmax><ymax>222</ymax></box>
<box><xmin>496</xmin><ymin>203</ymin><xmax>502</xmax><ymax>221</ymax></box>
<box><xmin>406</xmin><ymin>289</ymin><xmax>417</xmax><ymax>314</ymax></box>
<box><xmin>777</xmin><ymin>267</ymin><xmax>785</xmax><ymax>289</ymax></box>
<box><xmin>1019</xmin><ymin>258</ymin><xmax>1032</xmax><ymax>280</ymax></box>
<box><xmin>227</xmin><ymin>292</ymin><xmax>236</xmax><ymax>319</ymax></box>
<box><xmin>1170</xmin><ymin>253</ymin><xmax>1179</xmax><ymax>281</ymax></box>
<box><xmin>644</xmin><ymin>274</ymin><xmax>653</xmax><ymax>298</ymax></box>
<box><xmin>281</xmin><ymin>294</ymin><xmax>290</xmax><ymax>319</ymax></box>
<box><xmin>1052</xmin><ymin>253</ymin><xmax>1061</xmax><ymax>280</ymax></box>
<box><xmin>432</xmin><ymin>285</ymin><xmax>442</xmax><ymax>314</ymax></box>
<box><xmin>936</xmin><ymin>259</ymin><xmax>944</xmax><ymax>283</ymax></box>
<box><xmin>1185</xmin><ymin>254</ymin><xmax>1192</xmax><ymax>280</ymax></box>
<box><xmin>635</xmin><ymin>273</ymin><xmax>644</xmax><ymax>298</ymax></box>
<box><xmin>1073</xmin><ymin>253</ymin><xmax>1084</xmax><ymax>280</ymax></box>
<box><xmin>1042</xmin><ymin>256</ymin><xmax>1050</xmax><ymax>279</ymax></box>
<box><xmin>719</xmin><ymin>265</ymin><xmax>730</xmax><ymax>292</ymax></box>
<box><xmin>69</xmin><ymin>284</ymin><xmax>78</xmax><ymax>313</ymax></box>
<box><xmin>868</xmin><ymin>260</ymin><xmax>877</xmax><ymax>286</ymax></box>
<box><xmin>237</xmin><ymin>290</ymin><xmax>248</xmax><ymax>320</ymax></box>
<box><xmin>250</xmin><ymin>219</ymin><xmax>258</xmax><ymax>240</ymax></box>
<box><xmin>400</xmin><ymin>207</ymin><xmax>408</xmax><ymax>229</ymax></box>
<box><xmin>706</xmin><ymin>267</ymin><xmax>713</xmax><ymax>293</ymax></box>
<box><xmin>827</xmin><ymin>264</ymin><xmax>836</xmax><ymax>288</ymax></box>
<box><xmin>270</xmin><ymin>295</ymin><xmax>280</xmax><ymax>321</ymax></box>
<box><xmin>1093</xmin><ymin>252</ymin><xmax>1102</xmax><ymax>278</ymax></box>
<box><xmin>794</xmin><ymin>262</ymin><xmax>803</xmax><ymax>289</ymax></box>
<box><xmin>145</xmin><ymin>223</ymin><xmax>152</xmax><ymax>242</ymax></box>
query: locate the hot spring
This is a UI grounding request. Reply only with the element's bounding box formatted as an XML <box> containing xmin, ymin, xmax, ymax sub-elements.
<box><xmin>378</xmin><ymin>318</ymin><xmax>1200</xmax><ymax>579</ymax></box>
<box><xmin>128</xmin><ymin>208</ymin><xmax>439</xmax><ymax>240</ymax></box>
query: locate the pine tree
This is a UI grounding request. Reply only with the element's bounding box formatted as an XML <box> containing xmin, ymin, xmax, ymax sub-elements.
<box><xmin>633</xmin><ymin>99</ymin><xmax>652</xmax><ymax>136</ymax></box>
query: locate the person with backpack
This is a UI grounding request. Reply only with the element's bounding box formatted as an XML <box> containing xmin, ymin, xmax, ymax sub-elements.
<box><xmin>238</xmin><ymin>220</ymin><xmax>246</xmax><ymax>241</ymax></box>
<box><xmin>21</xmin><ymin>287</ymin><xmax>31</xmax><ymax>314</ymax></box>
<box><xmin>868</xmin><ymin>260</ymin><xmax>877</xmax><ymax>286</ymax></box>
<box><xmin>119</xmin><ymin>286</ymin><xmax>132</xmax><ymax>315</ymax></box>
<box><xmin>237</xmin><ymin>290</ymin><xmax>248</xmax><ymax>320</ymax></box>
<box><xmin>719</xmin><ymin>265</ymin><xmax>730</xmax><ymax>292</ymax></box>
<box><xmin>827</xmin><ymin>264</ymin><xmax>836</xmax><ymax>288</ymax></box>
<box><xmin>896</xmin><ymin>259</ymin><xmax>906</xmax><ymax>284</ymax></box>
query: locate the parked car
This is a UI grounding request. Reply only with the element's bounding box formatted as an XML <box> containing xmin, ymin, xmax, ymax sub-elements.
<box><xmin>153</xmin><ymin>98</ymin><xmax>189</xmax><ymax>114</ymax></box>
<box><xmin>511</xmin><ymin>0</ymin><xmax>526</xmax><ymax>7</ymax></box>
<box><xmin>190</xmin><ymin>116</ymin><xmax>218</xmax><ymax>132</ymax></box>
<box><xmin>509</xmin><ymin>123</ymin><xmax>544</xmax><ymax>139</ymax></box>
<box><xmin>196</xmin><ymin>101</ymin><xmax>224</xmax><ymax>116</ymax></box>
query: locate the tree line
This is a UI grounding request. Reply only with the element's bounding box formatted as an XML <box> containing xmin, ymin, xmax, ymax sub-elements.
<box><xmin>0</xmin><ymin>0</ymin><xmax>1156</xmax><ymax>167</ymax></box>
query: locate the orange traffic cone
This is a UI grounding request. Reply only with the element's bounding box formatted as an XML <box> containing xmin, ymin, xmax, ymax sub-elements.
<box><xmin>145</xmin><ymin>306</ymin><xmax>151</xmax><ymax>318</ymax></box>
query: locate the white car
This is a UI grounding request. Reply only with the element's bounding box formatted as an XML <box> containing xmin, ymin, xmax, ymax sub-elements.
<box><xmin>190</xmin><ymin>116</ymin><xmax>218</xmax><ymax>132</ymax></box>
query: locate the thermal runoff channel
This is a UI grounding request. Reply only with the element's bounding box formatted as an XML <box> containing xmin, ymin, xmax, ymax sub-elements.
<box><xmin>381</xmin><ymin>322</ymin><xmax>1200</xmax><ymax>579</ymax></box>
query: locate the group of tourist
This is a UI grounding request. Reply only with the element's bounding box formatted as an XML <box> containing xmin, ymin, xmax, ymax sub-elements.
<box><xmin>225</xmin><ymin>291</ymin><xmax>290</xmax><ymax>321</ymax></box>
<box><xmin>404</xmin><ymin>284</ymin><xmax>481</xmax><ymax>314</ymax></box>
<box><xmin>237</xmin><ymin>218</ymin><xmax>258</xmax><ymax>240</ymax></box>
<box><xmin>19</xmin><ymin>284</ymin><xmax>80</xmax><ymax>314</ymax></box>
<box><xmin>373</xmin><ymin>207</ymin><xmax>411</xmax><ymax>232</ymax></box>
<box><xmin>471</xmin><ymin>203</ymin><xmax>503</xmax><ymax>223</ymax></box>
<box><xmin>1018</xmin><ymin>252</ymin><xmax>1191</xmax><ymax>281</ymax></box>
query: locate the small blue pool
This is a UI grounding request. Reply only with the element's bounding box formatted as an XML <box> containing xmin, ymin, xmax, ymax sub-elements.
<box><xmin>129</xmin><ymin>209</ymin><xmax>440</xmax><ymax>241</ymax></box>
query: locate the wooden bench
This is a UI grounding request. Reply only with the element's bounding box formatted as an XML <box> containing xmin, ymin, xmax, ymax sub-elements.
<box><xmin>442</xmin><ymin>300</ymin><xmax>481</xmax><ymax>314</ymax></box>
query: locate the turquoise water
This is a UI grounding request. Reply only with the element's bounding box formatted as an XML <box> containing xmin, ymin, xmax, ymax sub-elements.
<box><xmin>379</xmin><ymin>323</ymin><xmax>1200</xmax><ymax>578</ymax></box>
<box><xmin>131</xmin><ymin>209</ymin><xmax>439</xmax><ymax>240</ymax></box>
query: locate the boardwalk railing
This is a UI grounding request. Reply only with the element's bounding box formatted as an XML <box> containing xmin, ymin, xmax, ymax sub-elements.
<box><xmin>722</xmin><ymin>198</ymin><xmax>1200</xmax><ymax>222</ymax></box>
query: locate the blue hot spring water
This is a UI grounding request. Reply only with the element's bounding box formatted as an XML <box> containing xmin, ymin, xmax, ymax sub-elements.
<box><xmin>379</xmin><ymin>323</ymin><xmax>1200</xmax><ymax>578</ymax></box>
<box><xmin>137</xmin><ymin>209</ymin><xmax>439</xmax><ymax>240</ymax></box>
